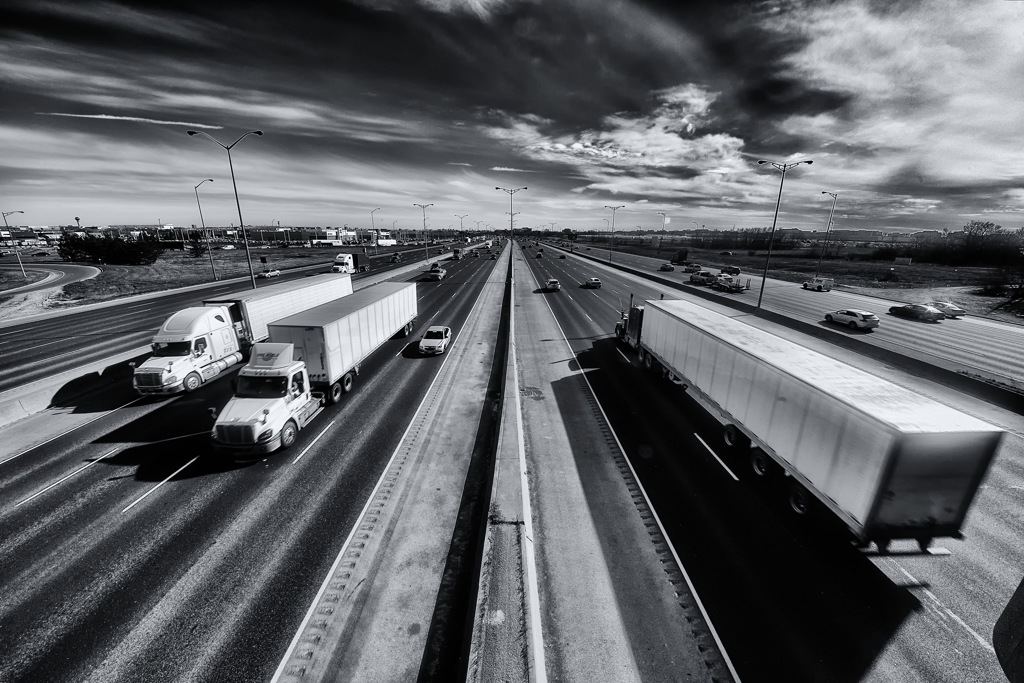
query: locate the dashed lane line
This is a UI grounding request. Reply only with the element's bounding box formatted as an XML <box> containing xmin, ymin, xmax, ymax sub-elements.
<box><xmin>15</xmin><ymin>448</ymin><xmax>119</xmax><ymax>507</ymax></box>
<box><xmin>694</xmin><ymin>434</ymin><xmax>739</xmax><ymax>482</ymax></box>
<box><xmin>292</xmin><ymin>420</ymin><xmax>336</xmax><ymax>464</ymax></box>
<box><xmin>121</xmin><ymin>456</ymin><xmax>199</xmax><ymax>514</ymax></box>
<box><xmin>0</xmin><ymin>396</ymin><xmax>145</xmax><ymax>467</ymax></box>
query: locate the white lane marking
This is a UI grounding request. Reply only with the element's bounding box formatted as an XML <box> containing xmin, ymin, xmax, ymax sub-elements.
<box><xmin>583</xmin><ymin>312</ymin><xmax>593</xmax><ymax>322</ymax></box>
<box><xmin>616</xmin><ymin>348</ymin><xmax>631</xmax><ymax>363</ymax></box>
<box><xmin>565</xmin><ymin>294</ymin><xmax>574</xmax><ymax>302</ymax></box>
<box><xmin>510</xmin><ymin>258</ymin><xmax>549</xmax><ymax>683</ymax></box>
<box><xmin>432</xmin><ymin>310</ymin><xmax>440</xmax><ymax>319</ymax></box>
<box><xmin>540</xmin><ymin>294</ymin><xmax>741</xmax><ymax>682</ymax></box>
<box><xmin>15</xmin><ymin>448</ymin><xmax>119</xmax><ymax>507</ymax></box>
<box><xmin>693</xmin><ymin>434</ymin><xmax>739</xmax><ymax>482</ymax></box>
<box><xmin>121</xmin><ymin>456</ymin><xmax>198</xmax><ymax>513</ymax></box>
<box><xmin>292</xmin><ymin>420</ymin><xmax>336</xmax><ymax>464</ymax></box>
<box><xmin>888</xmin><ymin>560</ymin><xmax>995</xmax><ymax>653</ymax></box>
<box><xmin>0</xmin><ymin>396</ymin><xmax>145</xmax><ymax>467</ymax></box>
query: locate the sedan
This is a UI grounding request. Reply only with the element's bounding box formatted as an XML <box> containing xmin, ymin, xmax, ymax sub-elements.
<box><xmin>659</xmin><ymin>263</ymin><xmax>675</xmax><ymax>271</ymax></box>
<box><xmin>682</xmin><ymin>264</ymin><xmax>702</xmax><ymax>273</ymax></box>
<box><xmin>419</xmin><ymin>325</ymin><xmax>452</xmax><ymax>355</ymax></box>
<box><xmin>257</xmin><ymin>269</ymin><xmax>281</xmax><ymax>278</ymax></box>
<box><xmin>888</xmin><ymin>304</ymin><xmax>944</xmax><ymax>322</ymax></box>
<box><xmin>584</xmin><ymin>277</ymin><xmax>602</xmax><ymax>289</ymax></box>
<box><xmin>824</xmin><ymin>309</ymin><xmax>880</xmax><ymax>330</ymax></box>
<box><xmin>926</xmin><ymin>301</ymin><xmax>967</xmax><ymax>318</ymax></box>
<box><xmin>559</xmin><ymin>254</ymin><xmax>567</xmax><ymax>259</ymax></box>
<box><xmin>545</xmin><ymin>279</ymin><xmax>561</xmax><ymax>292</ymax></box>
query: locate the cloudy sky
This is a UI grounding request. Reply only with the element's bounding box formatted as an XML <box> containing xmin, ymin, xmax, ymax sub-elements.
<box><xmin>1</xmin><ymin>0</ymin><xmax>1022</xmax><ymax>235</ymax></box>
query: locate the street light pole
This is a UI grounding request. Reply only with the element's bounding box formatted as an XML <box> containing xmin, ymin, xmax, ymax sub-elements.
<box><xmin>414</xmin><ymin>203</ymin><xmax>433</xmax><ymax>260</ymax></box>
<box><xmin>187</xmin><ymin>129</ymin><xmax>263</xmax><ymax>289</ymax></box>
<box><xmin>455</xmin><ymin>214</ymin><xmax>468</xmax><ymax>236</ymax></box>
<box><xmin>2</xmin><ymin>210</ymin><xmax>27</xmax><ymax>277</ymax></box>
<box><xmin>605</xmin><ymin>205</ymin><xmax>623</xmax><ymax>263</ymax></box>
<box><xmin>755</xmin><ymin>157</ymin><xmax>814</xmax><ymax>310</ymax></box>
<box><xmin>371</xmin><ymin>207</ymin><xmax>381</xmax><ymax>255</ymax></box>
<box><xmin>193</xmin><ymin>178</ymin><xmax>218</xmax><ymax>280</ymax></box>
<box><xmin>496</xmin><ymin>187</ymin><xmax>527</xmax><ymax>240</ymax></box>
<box><xmin>816</xmin><ymin>191</ymin><xmax>839</xmax><ymax>279</ymax></box>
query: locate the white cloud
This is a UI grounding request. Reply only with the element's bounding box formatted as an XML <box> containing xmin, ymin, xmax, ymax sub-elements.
<box><xmin>38</xmin><ymin>113</ymin><xmax>221</xmax><ymax>129</ymax></box>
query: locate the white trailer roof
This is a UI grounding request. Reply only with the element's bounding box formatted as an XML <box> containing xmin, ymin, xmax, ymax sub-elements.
<box><xmin>270</xmin><ymin>282</ymin><xmax>414</xmax><ymax>328</ymax></box>
<box><xmin>648</xmin><ymin>299</ymin><xmax>1001</xmax><ymax>434</ymax></box>
<box><xmin>204</xmin><ymin>273</ymin><xmax>352</xmax><ymax>305</ymax></box>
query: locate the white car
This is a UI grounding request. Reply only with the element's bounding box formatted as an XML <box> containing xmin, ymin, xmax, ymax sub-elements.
<box><xmin>419</xmin><ymin>326</ymin><xmax>452</xmax><ymax>355</ymax></box>
<box><xmin>824</xmin><ymin>309</ymin><xmax>880</xmax><ymax>330</ymax></box>
<box><xmin>925</xmin><ymin>301</ymin><xmax>966</xmax><ymax>318</ymax></box>
<box><xmin>584</xmin><ymin>277</ymin><xmax>602</xmax><ymax>289</ymax></box>
<box><xmin>256</xmin><ymin>269</ymin><xmax>281</xmax><ymax>278</ymax></box>
<box><xmin>802</xmin><ymin>277</ymin><xmax>834</xmax><ymax>291</ymax></box>
<box><xmin>545</xmin><ymin>279</ymin><xmax>561</xmax><ymax>291</ymax></box>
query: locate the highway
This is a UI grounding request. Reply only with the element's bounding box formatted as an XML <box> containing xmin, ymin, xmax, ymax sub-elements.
<box><xmin>518</xmin><ymin>242</ymin><xmax>1024</xmax><ymax>682</ymax></box>
<box><xmin>549</xmin><ymin>242</ymin><xmax>1024</xmax><ymax>391</ymax></box>
<box><xmin>0</xmin><ymin>252</ymin><xmax>500</xmax><ymax>682</ymax></box>
<box><xmin>0</xmin><ymin>246</ymin><xmax>453</xmax><ymax>393</ymax></box>
<box><xmin>1</xmin><ymin>240</ymin><xmax>1021</xmax><ymax>682</ymax></box>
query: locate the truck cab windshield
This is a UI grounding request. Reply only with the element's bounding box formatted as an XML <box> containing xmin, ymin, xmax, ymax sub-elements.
<box><xmin>152</xmin><ymin>341</ymin><xmax>192</xmax><ymax>357</ymax></box>
<box><xmin>235</xmin><ymin>375</ymin><xmax>287</xmax><ymax>398</ymax></box>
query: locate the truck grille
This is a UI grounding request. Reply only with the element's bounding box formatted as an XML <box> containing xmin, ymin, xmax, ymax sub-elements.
<box><xmin>135</xmin><ymin>372</ymin><xmax>164</xmax><ymax>387</ymax></box>
<box><xmin>215</xmin><ymin>424</ymin><xmax>256</xmax><ymax>445</ymax></box>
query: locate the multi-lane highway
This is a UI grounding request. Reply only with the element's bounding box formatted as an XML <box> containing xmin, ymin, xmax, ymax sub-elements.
<box><xmin>518</xmin><ymin>242</ymin><xmax>1023</xmax><ymax>682</ymax></box>
<box><xmin>1</xmin><ymin>239</ymin><xmax>1021</xmax><ymax>682</ymax></box>
<box><xmin>0</xmin><ymin>251</ymin><xmax>501</xmax><ymax>682</ymax></box>
<box><xmin>550</xmin><ymin>243</ymin><xmax>1024</xmax><ymax>391</ymax></box>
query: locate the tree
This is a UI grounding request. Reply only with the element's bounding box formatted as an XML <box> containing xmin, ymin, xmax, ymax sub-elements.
<box><xmin>961</xmin><ymin>220</ymin><xmax>1002</xmax><ymax>253</ymax></box>
<box><xmin>187</xmin><ymin>234</ymin><xmax>209</xmax><ymax>258</ymax></box>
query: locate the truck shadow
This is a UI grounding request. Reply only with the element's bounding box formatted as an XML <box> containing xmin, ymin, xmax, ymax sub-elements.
<box><xmin>542</xmin><ymin>337</ymin><xmax>919</xmax><ymax>682</ymax></box>
<box><xmin>47</xmin><ymin>351</ymin><xmax>152</xmax><ymax>414</ymax></box>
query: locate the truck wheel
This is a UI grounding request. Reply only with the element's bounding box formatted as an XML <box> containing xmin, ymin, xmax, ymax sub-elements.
<box><xmin>342</xmin><ymin>372</ymin><xmax>355</xmax><ymax>393</ymax></box>
<box><xmin>637</xmin><ymin>348</ymin><xmax>646</xmax><ymax>364</ymax></box>
<box><xmin>328</xmin><ymin>382</ymin><xmax>343</xmax><ymax>404</ymax></box>
<box><xmin>917</xmin><ymin>537</ymin><xmax>932</xmax><ymax>553</ymax></box>
<box><xmin>751</xmin><ymin>451</ymin><xmax>773</xmax><ymax>478</ymax></box>
<box><xmin>723</xmin><ymin>424</ymin><xmax>748</xmax><ymax>449</ymax></box>
<box><xmin>643</xmin><ymin>353</ymin><xmax>653</xmax><ymax>371</ymax></box>
<box><xmin>789</xmin><ymin>485</ymin><xmax>810</xmax><ymax>516</ymax></box>
<box><xmin>875</xmin><ymin>538</ymin><xmax>891</xmax><ymax>554</ymax></box>
<box><xmin>802</xmin><ymin>283</ymin><xmax>808</xmax><ymax>289</ymax></box>
<box><xmin>280</xmin><ymin>420</ymin><xmax>298</xmax><ymax>450</ymax></box>
<box><xmin>183</xmin><ymin>372</ymin><xmax>202</xmax><ymax>393</ymax></box>
<box><xmin>816</xmin><ymin>286</ymin><xmax>823</xmax><ymax>292</ymax></box>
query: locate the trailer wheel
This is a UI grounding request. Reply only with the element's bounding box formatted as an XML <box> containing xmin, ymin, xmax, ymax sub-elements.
<box><xmin>328</xmin><ymin>382</ymin><xmax>343</xmax><ymax>405</ymax></box>
<box><xmin>183</xmin><ymin>372</ymin><xmax>202</xmax><ymax>393</ymax></box>
<box><xmin>342</xmin><ymin>372</ymin><xmax>355</xmax><ymax>393</ymax></box>
<box><xmin>643</xmin><ymin>353</ymin><xmax>654</xmax><ymax>371</ymax></box>
<box><xmin>789</xmin><ymin>485</ymin><xmax>810</xmax><ymax>516</ymax></box>
<box><xmin>751</xmin><ymin>450</ymin><xmax>773</xmax><ymax>477</ymax></box>
<box><xmin>637</xmin><ymin>347</ymin><xmax>646</xmax><ymax>364</ymax></box>
<box><xmin>280</xmin><ymin>420</ymin><xmax>298</xmax><ymax>450</ymax></box>
<box><xmin>723</xmin><ymin>424</ymin><xmax>748</xmax><ymax>448</ymax></box>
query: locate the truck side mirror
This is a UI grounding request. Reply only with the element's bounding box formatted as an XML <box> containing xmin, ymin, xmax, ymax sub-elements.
<box><xmin>129</xmin><ymin>362</ymin><xmax>136</xmax><ymax>369</ymax></box>
<box><xmin>208</xmin><ymin>407</ymin><xmax>218</xmax><ymax>419</ymax></box>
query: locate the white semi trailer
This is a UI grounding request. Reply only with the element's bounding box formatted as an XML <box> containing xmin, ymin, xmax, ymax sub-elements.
<box><xmin>616</xmin><ymin>297</ymin><xmax>1003</xmax><ymax>551</ymax></box>
<box><xmin>133</xmin><ymin>274</ymin><xmax>353</xmax><ymax>395</ymax></box>
<box><xmin>211</xmin><ymin>282</ymin><xmax>417</xmax><ymax>454</ymax></box>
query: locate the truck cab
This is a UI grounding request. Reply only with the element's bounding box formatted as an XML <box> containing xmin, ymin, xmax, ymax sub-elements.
<box><xmin>615</xmin><ymin>304</ymin><xmax>644</xmax><ymax>350</ymax></box>
<box><xmin>133</xmin><ymin>306</ymin><xmax>243</xmax><ymax>395</ymax></box>
<box><xmin>332</xmin><ymin>253</ymin><xmax>370</xmax><ymax>274</ymax></box>
<box><xmin>211</xmin><ymin>343</ymin><xmax>323</xmax><ymax>454</ymax></box>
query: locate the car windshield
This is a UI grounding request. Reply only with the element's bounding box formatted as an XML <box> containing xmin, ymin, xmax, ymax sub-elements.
<box><xmin>151</xmin><ymin>341</ymin><xmax>191</xmax><ymax>357</ymax></box>
<box><xmin>424</xmin><ymin>330</ymin><xmax>445</xmax><ymax>339</ymax></box>
<box><xmin>235</xmin><ymin>375</ymin><xmax>287</xmax><ymax>399</ymax></box>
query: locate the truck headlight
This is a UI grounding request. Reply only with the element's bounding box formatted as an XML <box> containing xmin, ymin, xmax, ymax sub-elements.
<box><xmin>257</xmin><ymin>429</ymin><xmax>274</xmax><ymax>442</ymax></box>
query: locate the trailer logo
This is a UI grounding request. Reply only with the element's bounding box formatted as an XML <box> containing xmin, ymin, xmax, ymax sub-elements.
<box><xmin>256</xmin><ymin>351</ymin><xmax>280</xmax><ymax>362</ymax></box>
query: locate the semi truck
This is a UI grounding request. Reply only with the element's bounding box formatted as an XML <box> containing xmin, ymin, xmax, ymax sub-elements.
<box><xmin>615</xmin><ymin>297</ymin><xmax>1003</xmax><ymax>552</ymax></box>
<box><xmin>211</xmin><ymin>282</ymin><xmax>418</xmax><ymax>454</ymax></box>
<box><xmin>332</xmin><ymin>252</ymin><xmax>371</xmax><ymax>273</ymax></box>
<box><xmin>132</xmin><ymin>274</ymin><xmax>353</xmax><ymax>395</ymax></box>
<box><xmin>453</xmin><ymin>248</ymin><xmax>464</xmax><ymax>260</ymax></box>
<box><xmin>670</xmin><ymin>249</ymin><xmax>689</xmax><ymax>265</ymax></box>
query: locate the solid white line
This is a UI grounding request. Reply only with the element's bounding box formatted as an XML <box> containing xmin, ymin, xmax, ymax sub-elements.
<box><xmin>511</xmin><ymin>259</ymin><xmax>549</xmax><ymax>683</ymax></box>
<box><xmin>121</xmin><ymin>456</ymin><xmax>198</xmax><ymax>513</ymax></box>
<box><xmin>693</xmin><ymin>434</ymin><xmax>739</xmax><ymax>482</ymax></box>
<box><xmin>292</xmin><ymin>420</ymin><xmax>335</xmax><ymax>464</ymax></box>
<box><xmin>540</xmin><ymin>294</ymin><xmax>742</xmax><ymax>682</ymax></box>
<box><xmin>0</xmin><ymin>396</ymin><xmax>145</xmax><ymax>467</ymax></box>
<box><xmin>15</xmin><ymin>448</ymin><xmax>118</xmax><ymax>507</ymax></box>
<box><xmin>271</xmin><ymin>273</ymin><xmax>488</xmax><ymax>683</ymax></box>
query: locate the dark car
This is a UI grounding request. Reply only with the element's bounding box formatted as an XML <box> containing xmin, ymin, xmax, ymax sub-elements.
<box><xmin>888</xmin><ymin>304</ymin><xmax>944</xmax><ymax>322</ymax></box>
<box><xmin>559</xmin><ymin>254</ymin><xmax>567</xmax><ymax>259</ymax></box>
<box><xmin>720</xmin><ymin>265</ymin><xmax>741</xmax><ymax>275</ymax></box>
<box><xmin>719</xmin><ymin>251</ymin><xmax>733</xmax><ymax>256</ymax></box>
